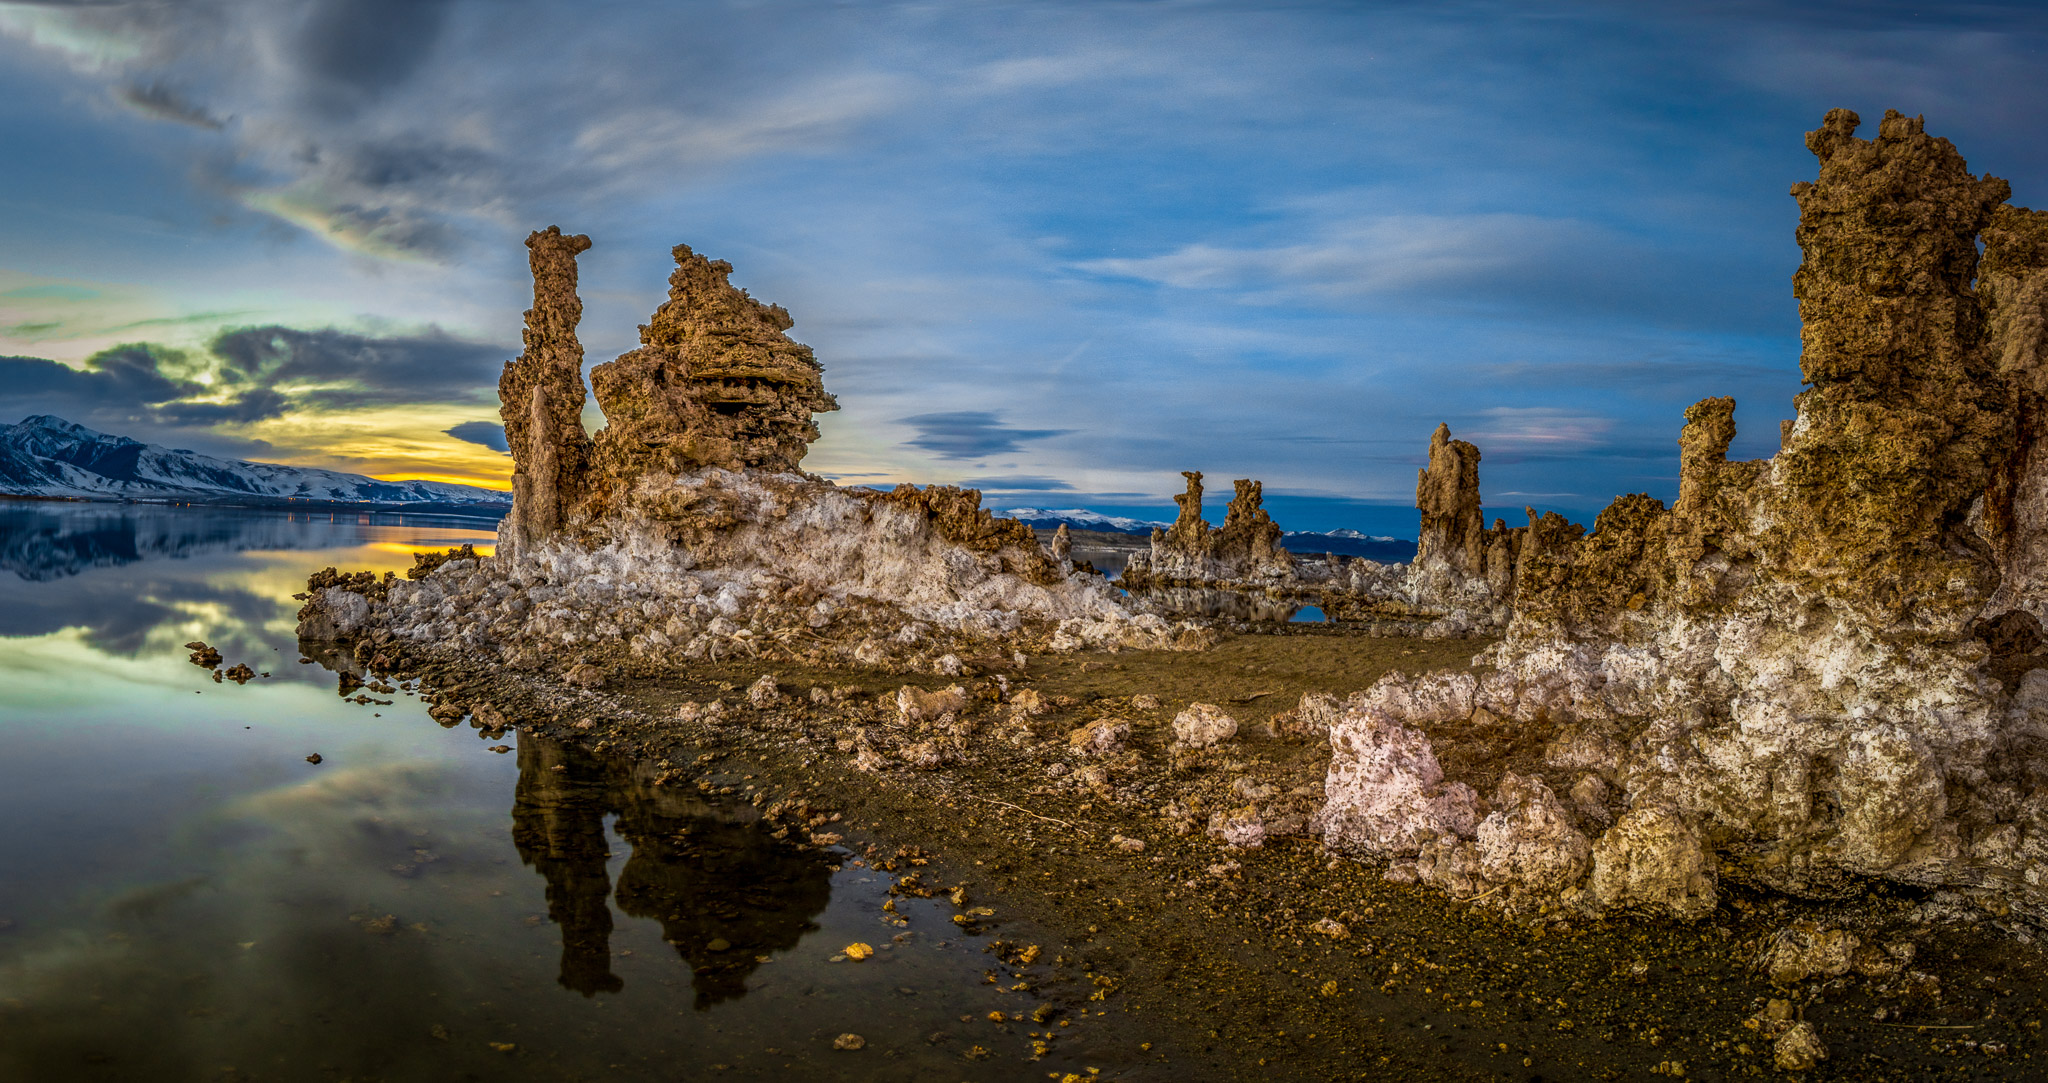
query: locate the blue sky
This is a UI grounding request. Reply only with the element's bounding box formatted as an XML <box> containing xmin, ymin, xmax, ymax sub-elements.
<box><xmin>3</xmin><ymin>1</ymin><xmax>2045</xmax><ymax>533</ymax></box>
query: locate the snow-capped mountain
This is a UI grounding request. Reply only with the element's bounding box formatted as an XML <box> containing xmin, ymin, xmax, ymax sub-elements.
<box><xmin>1004</xmin><ymin>507</ymin><xmax>1174</xmax><ymax>534</ymax></box>
<box><xmin>1290</xmin><ymin>527</ymin><xmax>1402</xmax><ymax>543</ymax></box>
<box><xmin>0</xmin><ymin>415</ymin><xmax>511</xmax><ymax>507</ymax></box>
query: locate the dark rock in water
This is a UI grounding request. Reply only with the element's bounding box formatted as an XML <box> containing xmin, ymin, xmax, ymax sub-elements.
<box><xmin>186</xmin><ymin>642</ymin><xmax>222</xmax><ymax>669</ymax></box>
<box><xmin>305</xmin><ymin>753</ymin><xmax>322</xmax><ymax>765</ymax></box>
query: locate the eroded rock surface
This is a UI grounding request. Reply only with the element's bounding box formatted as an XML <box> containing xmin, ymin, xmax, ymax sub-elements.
<box><xmin>498</xmin><ymin>227</ymin><xmax>597</xmax><ymax>557</ymax></box>
<box><xmin>305</xmin><ymin>235</ymin><xmax>1205</xmax><ymax>676</ymax></box>
<box><xmin>589</xmin><ymin>243</ymin><xmax>838</xmax><ymax>488</ymax></box>
<box><xmin>1315</xmin><ymin>110</ymin><xmax>2048</xmax><ymax>922</ymax></box>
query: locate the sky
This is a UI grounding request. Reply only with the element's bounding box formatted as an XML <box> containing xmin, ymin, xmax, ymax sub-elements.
<box><xmin>3</xmin><ymin>0</ymin><xmax>2046</xmax><ymax>533</ymax></box>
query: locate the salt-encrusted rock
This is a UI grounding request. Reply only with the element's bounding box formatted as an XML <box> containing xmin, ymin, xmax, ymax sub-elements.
<box><xmin>1313</xmin><ymin>109</ymin><xmax>2048</xmax><ymax>922</ymax></box>
<box><xmin>1067</xmin><ymin>717</ymin><xmax>1131</xmax><ymax>756</ymax></box>
<box><xmin>1271</xmin><ymin>691</ymin><xmax>1344</xmax><ymax>741</ymax></box>
<box><xmin>1587</xmin><ymin>803</ymin><xmax>1717</xmax><ymax>921</ymax></box>
<box><xmin>1172</xmin><ymin>703</ymin><xmax>1239</xmax><ymax>748</ymax></box>
<box><xmin>1313</xmin><ymin>706</ymin><xmax>1482</xmax><ymax>854</ymax></box>
<box><xmin>747</xmin><ymin>674</ymin><xmax>783</xmax><ymax>708</ymax></box>
<box><xmin>1124</xmin><ymin>471</ymin><xmax>1294</xmax><ymax>587</ymax></box>
<box><xmin>302</xmin><ymin>231</ymin><xmax>1206</xmax><ymax>672</ymax></box>
<box><xmin>1474</xmin><ymin>773</ymin><xmax>1591</xmax><ymax>895</ymax></box>
<box><xmin>299</xmin><ymin>587</ymin><xmax>370</xmax><ymax>640</ymax></box>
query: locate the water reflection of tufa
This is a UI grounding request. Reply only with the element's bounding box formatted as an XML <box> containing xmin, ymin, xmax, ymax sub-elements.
<box><xmin>510</xmin><ymin>735</ymin><xmax>833</xmax><ymax>1006</ymax></box>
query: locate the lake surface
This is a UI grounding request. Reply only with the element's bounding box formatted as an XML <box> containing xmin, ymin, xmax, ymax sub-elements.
<box><xmin>0</xmin><ymin>503</ymin><xmax>1113</xmax><ymax>1082</ymax></box>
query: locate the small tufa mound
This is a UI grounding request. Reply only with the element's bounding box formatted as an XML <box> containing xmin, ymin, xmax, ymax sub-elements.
<box><xmin>1171</xmin><ymin>703</ymin><xmax>1238</xmax><ymax>748</ymax></box>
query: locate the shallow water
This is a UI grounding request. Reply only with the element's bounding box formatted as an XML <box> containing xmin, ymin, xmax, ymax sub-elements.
<box><xmin>0</xmin><ymin>503</ymin><xmax>1110</xmax><ymax>1082</ymax></box>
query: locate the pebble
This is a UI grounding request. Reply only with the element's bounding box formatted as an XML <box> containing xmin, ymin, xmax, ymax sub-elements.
<box><xmin>832</xmin><ymin>1033</ymin><xmax>865</xmax><ymax>1051</ymax></box>
<box><xmin>305</xmin><ymin>753</ymin><xmax>323</xmax><ymax>765</ymax></box>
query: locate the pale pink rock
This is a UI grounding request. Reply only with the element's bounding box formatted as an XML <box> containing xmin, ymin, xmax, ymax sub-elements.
<box><xmin>1474</xmin><ymin>773</ymin><xmax>1592</xmax><ymax>894</ymax></box>
<box><xmin>1313</xmin><ymin>706</ymin><xmax>1483</xmax><ymax>855</ymax></box>
<box><xmin>1172</xmin><ymin>703</ymin><xmax>1239</xmax><ymax>748</ymax></box>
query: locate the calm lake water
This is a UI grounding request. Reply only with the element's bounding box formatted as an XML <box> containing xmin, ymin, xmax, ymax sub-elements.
<box><xmin>0</xmin><ymin>503</ymin><xmax>1114</xmax><ymax>1082</ymax></box>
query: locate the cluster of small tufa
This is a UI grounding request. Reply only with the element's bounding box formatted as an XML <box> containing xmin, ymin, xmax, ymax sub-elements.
<box><xmin>1313</xmin><ymin>110</ymin><xmax>2048</xmax><ymax>922</ymax></box>
<box><xmin>1122</xmin><ymin>471</ymin><xmax>1294</xmax><ymax>588</ymax></box>
<box><xmin>1120</xmin><ymin>430</ymin><xmax>1534</xmax><ymax>637</ymax></box>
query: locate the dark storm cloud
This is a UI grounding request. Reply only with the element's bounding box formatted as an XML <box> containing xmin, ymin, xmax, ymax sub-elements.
<box><xmin>900</xmin><ymin>412</ymin><xmax>1070</xmax><ymax>460</ymax></box>
<box><xmin>117</xmin><ymin>82</ymin><xmax>226</xmax><ymax>129</ymax></box>
<box><xmin>0</xmin><ymin>325</ymin><xmax>509</xmax><ymax>456</ymax></box>
<box><xmin>0</xmin><ymin>349</ymin><xmax>201</xmax><ymax>412</ymax></box>
<box><xmin>208</xmin><ymin>324</ymin><xmax>506</xmax><ymax>409</ymax></box>
<box><xmin>444</xmin><ymin>420</ymin><xmax>508</xmax><ymax>452</ymax></box>
<box><xmin>295</xmin><ymin>0</ymin><xmax>455</xmax><ymax>114</ymax></box>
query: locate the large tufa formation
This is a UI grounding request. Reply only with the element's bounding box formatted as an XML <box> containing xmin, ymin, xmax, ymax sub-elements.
<box><xmin>306</xmin><ymin>233</ymin><xmax>1205</xmax><ymax>676</ymax></box>
<box><xmin>1316</xmin><ymin>110</ymin><xmax>2048</xmax><ymax>920</ymax></box>
<box><xmin>590</xmin><ymin>243</ymin><xmax>838</xmax><ymax>489</ymax></box>
<box><xmin>498</xmin><ymin>226</ymin><xmax>597</xmax><ymax>557</ymax></box>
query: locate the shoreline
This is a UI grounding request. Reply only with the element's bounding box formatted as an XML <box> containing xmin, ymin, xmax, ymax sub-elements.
<box><xmin>310</xmin><ymin>627</ymin><xmax>2048</xmax><ymax>1081</ymax></box>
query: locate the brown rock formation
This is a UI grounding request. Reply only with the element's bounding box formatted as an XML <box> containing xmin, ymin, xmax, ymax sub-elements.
<box><xmin>1984</xmin><ymin>204</ymin><xmax>2048</xmax><ymax>617</ymax></box>
<box><xmin>1125</xmin><ymin>471</ymin><xmax>1293</xmax><ymax>587</ymax></box>
<box><xmin>498</xmin><ymin>226</ymin><xmax>596</xmax><ymax>556</ymax></box>
<box><xmin>1414</xmin><ymin>424</ymin><xmax>1483</xmax><ymax>577</ymax></box>
<box><xmin>1513</xmin><ymin>108</ymin><xmax>2018</xmax><ymax>641</ymax></box>
<box><xmin>302</xmin><ymin>232</ymin><xmax>1200</xmax><ymax>675</ymax></box>
<box><xmin>589</xmin><ymin>243</ymin><xmax>838</xmax><ymax>492</ymax></box>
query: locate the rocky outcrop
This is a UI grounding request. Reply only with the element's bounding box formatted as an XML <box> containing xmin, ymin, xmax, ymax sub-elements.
<box><xmin>306</xmin><ymin>232</ymin><xmax>1203</xmax><ymax>675</ymax></box>
<box><xmin>498</xmin><ymin>226</ymin><xmax>596</xmax><ymax>557</ymax></box>
<box><xmin>589</xmin><ymin>243</ymin><xmax>838</xmax><ymax>490</ymax></box>
<box><xmin>1123</xmin><ymin>471</ymin><xmax>1293</xmax><ymax>587</ymax></box>
<box><xmin>1315</xmin><ymin>110</ymin><xmax>2048</xmax><ymax>922</ymax></box>
<box><xmin>1414</xmin><ymin>424</ymin><xmax>1483</xmax><ymax>578</ymax></box>
<box><xmin>1312</xmin><ymin>424</ymin><xmax>1532</xmax><ymax>636</ymax></box>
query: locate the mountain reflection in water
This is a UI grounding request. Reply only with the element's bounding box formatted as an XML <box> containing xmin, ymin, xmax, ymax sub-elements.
<box><xmin>0</xmin><ymin>502</ymin><xmax>493</xmax><ymax>582</ymax></box>
<box><xmin>511</xmin><ymin>736</ymin><xmax>831</xmax><ymax>1004</ymax></box>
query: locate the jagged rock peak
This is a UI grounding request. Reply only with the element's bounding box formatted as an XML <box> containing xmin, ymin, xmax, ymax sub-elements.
<box><xmin>1414</xmin><ymin>423</ymin><xmax>1483</xmax><ymax>577</ymax></box>
<box><xmin>591</xmin><ymin>243</ymin><xmax>840</xmax><ymax>480</ymax></box>
<box><xmin>498</xmin><ymin>226</ymin><xmax>595</xmax><ymax>556</ymax></box>
<box><xmin>1126</xmin><ymin>469</ymin><xmax>1293</xmax><ymax>587</ymax></box>
<box><xmin>1774</xmin><ymin>107</ymin><xmax>2014</xmax><ymax>618</ymax></box>
<box><xmin>1162</xmin><ymin>471</ymin><xmax>1210</xmax><ymax>550</ymax></box>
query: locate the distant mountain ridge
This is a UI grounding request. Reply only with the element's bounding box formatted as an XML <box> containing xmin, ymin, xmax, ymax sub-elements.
<box><xmin>0</xmin><ymin>415</ymin><xmax>511</xmax><ymax>507</ymax></box>
<box><xmin>1005</xmin><ymin>506</ymin><xmax>1417</xmax><ymax>563</ymax></box>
